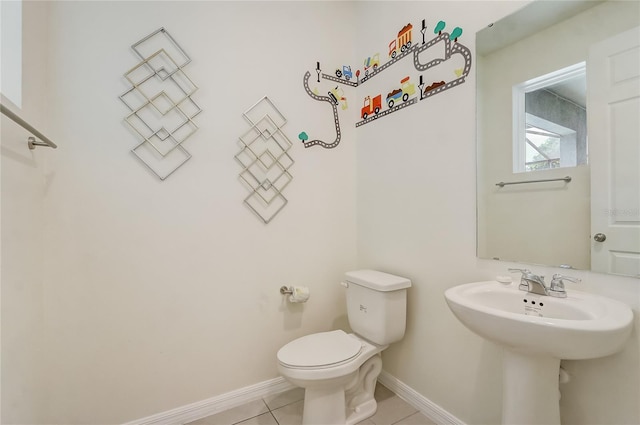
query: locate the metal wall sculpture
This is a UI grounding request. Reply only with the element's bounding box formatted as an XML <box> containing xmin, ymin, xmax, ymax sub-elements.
<box><xmin>120</xmin><ymin>28</ymin><xmax>202</xmax><ymax>180</ymax></box>
<box><xmin>235</xmin><ymin>97</ymin><xmax>294</xmax><ymax>224</ymax></box>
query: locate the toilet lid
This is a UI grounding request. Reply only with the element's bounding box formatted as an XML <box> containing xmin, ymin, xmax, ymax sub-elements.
<box><xmin>277</xmin><ymin>330</ymin><xmax>363</xmax><ymax>368</ymax></box>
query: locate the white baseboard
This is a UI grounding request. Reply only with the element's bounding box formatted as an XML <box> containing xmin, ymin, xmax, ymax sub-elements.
<box><xmin>122</xmin><ymin>377</ymin><xmax>295</xmax><ymax>425</ymax></box>
<box><xmin>378</xmin><ymin>370</ymin><xmax>466</xmax><ymax>425</ymax></box>
<box><xmin>124</xmin><ymin>371</ymin><xmax>464</xmax><ymax>425</ymax></box>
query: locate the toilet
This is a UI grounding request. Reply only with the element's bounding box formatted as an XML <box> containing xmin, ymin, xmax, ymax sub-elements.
<box><xmin>277</xmin><ymin>269</ymin><xmax>411</xmax><ymax>425</ymax></box>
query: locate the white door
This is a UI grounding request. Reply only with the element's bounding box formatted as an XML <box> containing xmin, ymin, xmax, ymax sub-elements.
<box><xmin>589</xmin><ymin>26</ymin><xmax>640</xmax><ymax>276</ymax></box>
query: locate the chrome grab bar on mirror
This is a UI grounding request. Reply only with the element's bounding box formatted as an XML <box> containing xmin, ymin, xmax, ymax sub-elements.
<box><xmin>1</xmin><ymin>103</ymin><xmax>57</xmax><ymax>149</ymax></box>
<box><xmin>496</xmin><ymin>176</ymin><xmax>571</xmax><ymax>187</ymax></box>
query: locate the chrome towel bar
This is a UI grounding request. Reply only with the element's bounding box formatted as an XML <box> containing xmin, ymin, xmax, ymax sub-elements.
<box><xmin>496</xmin><ymin>176</ymin><xmax>571</xmax><ymax>187</ymax></box>
<box><xmin>1</xmin><ymin>103</ymin><xmax>57</xmax><ymax>149</ymax></box>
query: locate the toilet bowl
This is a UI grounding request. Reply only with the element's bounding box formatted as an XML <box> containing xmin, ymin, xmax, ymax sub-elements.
<box><xmin>277</xmin><ymin>270</ymin><xmax>411</xmax><ymax>425</ymax></box>
<box><xmin>277</xmin><ymin>330</ymin><xmax>386</xmax><ymax>425</ymax></box>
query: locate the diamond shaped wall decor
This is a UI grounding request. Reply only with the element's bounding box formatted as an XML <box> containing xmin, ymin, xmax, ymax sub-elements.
<box><xmin>236</xmin><ymin>97</ymin><xmax>294</xmax><ymax>223</ymax></box>
<box><xmin>120</xmin><ymin>28</ymin><xmax>201</xmax><ymax>180</ymax></box>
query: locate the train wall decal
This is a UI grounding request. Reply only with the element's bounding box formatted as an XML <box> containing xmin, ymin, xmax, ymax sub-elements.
<box><xmin>300</xmin><ymin>19</ymin><xmax>472</xmax><ymax>148</ymax></box>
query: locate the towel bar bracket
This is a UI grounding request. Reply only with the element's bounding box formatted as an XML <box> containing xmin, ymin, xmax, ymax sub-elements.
<box><xmin>1</xmin><ymin>103</ymin><xmax>58</xmax><ymax>149</ymax></box>
<box><xmin>27</xmin><ymin>137</ymin><xmax>52</xmax><ymax>150</ymax></box>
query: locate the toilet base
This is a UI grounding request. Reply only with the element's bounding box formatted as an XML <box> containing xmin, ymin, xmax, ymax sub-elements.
<box><xmin>297</xmin><ymin>353</ymin><xmax>383</xmax><ymax>425</ymax></box>
<box><xmin>278</xmin><ymin>334</ymin><xmax>386</xmax><ymax>425</ymax></box>
<box><xmin>302</xmin><ymin>383</ymin><xmax>349</xmax><ymax>425</ymax></box>
<box><xmin>346</xmin><ymin>399</ymin><xmax>377</xmax><ymax>425</ymax></box>
<box><xmin>345</xmin><ymin>354</ymin><xmax>382</xmax><ymax>425</ymax></box>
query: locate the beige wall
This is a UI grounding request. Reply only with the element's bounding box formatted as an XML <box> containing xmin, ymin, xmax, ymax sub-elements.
<box><xmin>1</xmin><ymin>2</ymin><xmax>52</xmax><ymax>423</ymax></box>
<box><xmin>5</xmin><ymin>1</ymin><xmax>358</xmax><ymax>423</ymax></box>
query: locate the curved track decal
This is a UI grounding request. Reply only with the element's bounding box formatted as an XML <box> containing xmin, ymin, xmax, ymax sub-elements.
<box><xmin>301</xmin><ymin>71</ymin><xmax>342</xmax><ymax>149</ymax></box>
<box><xmin>415</xmin><ymin>32</ymin><xmax>472</xmax><ymax>101</ymax></box>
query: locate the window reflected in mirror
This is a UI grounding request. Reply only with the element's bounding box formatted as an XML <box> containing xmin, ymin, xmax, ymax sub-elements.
<box><xmin>513</xmin><ymin>62</ymin><xmax>586</xmax><ymax>173</ymax></box>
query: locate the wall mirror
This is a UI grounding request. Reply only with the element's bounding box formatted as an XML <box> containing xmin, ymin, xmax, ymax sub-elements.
<box><xmin>476</xmin><ymin>0</ymin><xmax>640</xmax><ymax>278</ymax></box>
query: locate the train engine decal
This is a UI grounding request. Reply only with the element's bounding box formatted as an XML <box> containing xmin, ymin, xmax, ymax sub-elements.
<box><xmin>361</xmin><ymin>95</ymin><xmax>381</xmax><ymax>120</ymax></box>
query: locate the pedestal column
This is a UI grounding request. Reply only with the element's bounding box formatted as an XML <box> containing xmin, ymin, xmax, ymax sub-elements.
<box><xmin>502</xmin><ymin>350</ymin><xmax>561</xmax><ymax>425</ymax></box>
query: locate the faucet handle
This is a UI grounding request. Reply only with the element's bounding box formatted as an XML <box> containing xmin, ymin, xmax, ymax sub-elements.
<box><xmin>552</xmin><ymin>274</ymin><xmax>581</xmax><ymax>283</ymax></box>
<box><xmin>509</xmin><ymin>268</ymin><xmax>533</xmax><ymax>291</ymax></box>
<box><xmin>508</xmin><ymin>268</ymin><xmax>545</xmax><ymax>281</ymax></box>
<box><xmin>549</xmin><ymin>274</ymin><xmax>581</xmax><ymax>298</ymax></box>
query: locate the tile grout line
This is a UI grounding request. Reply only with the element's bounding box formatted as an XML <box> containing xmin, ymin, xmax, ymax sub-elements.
<box><xmin>268</xmin><ymin>410</ymin><xmax>280</xmax><ymax>425</ymax></box>
<box><xmin>262</xmin><ymin>398</ymin><xmax>280</xmax><ymax>425</ymax></box>
<box><xmin>262</xmin><ymin>397</ymin><xmax>280</xmax><ymax>425</ymax></box>
<box><xmin>228</xmin><ymin>399</ymin><xmax>272</xmax><ymax>425</ymax></box>
<box><xmin>389</xmin><ymin>410</ymin><xmax>420</xmax><ymax>425</ymax></box>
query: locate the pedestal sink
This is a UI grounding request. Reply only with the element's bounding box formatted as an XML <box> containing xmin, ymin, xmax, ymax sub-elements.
<box><xmin>444</xmin><ymin>280</ymin><xmax>633</xmax><ymax>425</ymax></box>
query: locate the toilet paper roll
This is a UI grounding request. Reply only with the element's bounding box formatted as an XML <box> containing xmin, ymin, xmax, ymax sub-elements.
<box><xmin>288</xmin><ymin>286</ymin><xmax>310</xmax><ymax>303</ymax></box>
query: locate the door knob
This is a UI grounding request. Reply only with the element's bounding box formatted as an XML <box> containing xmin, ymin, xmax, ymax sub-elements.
<box><xmin>594</xmin><ymin>233</ymin><xmax>607</xmax><ymax>242</ymax></box>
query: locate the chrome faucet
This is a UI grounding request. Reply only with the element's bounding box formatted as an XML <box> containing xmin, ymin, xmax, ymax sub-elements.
<box><xmin>509</xmin><ymin>268</ymin><xmax>548</xmax><ymax>296</ymax></box>
<box><xmin>508</xmin><ymin>269</ymin><xmax>581</xmax><ymax>297</ymax></box>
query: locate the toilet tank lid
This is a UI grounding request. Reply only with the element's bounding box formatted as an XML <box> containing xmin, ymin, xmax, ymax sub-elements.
<box><xmin>345</xmin><ymin>270</ymin><xmax>411</xmax><ymax>291</ymax></box>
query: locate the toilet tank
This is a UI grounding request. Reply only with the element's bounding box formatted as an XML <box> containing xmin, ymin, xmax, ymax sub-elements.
<box><xmin>344</xmin><ymin>270</ymin><xmax>411</xmax><ymax>346</ymax></box>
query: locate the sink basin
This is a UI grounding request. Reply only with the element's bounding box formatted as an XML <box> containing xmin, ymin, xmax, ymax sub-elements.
<box><xmin>444</xmin><ymin>280</ymin><xmax>633</xmax><ymax>359</ymax></box>
<box><xmin>445</xmin><ymin>280</ymin><xmax>634</xmax><ymax>425</ymax></box>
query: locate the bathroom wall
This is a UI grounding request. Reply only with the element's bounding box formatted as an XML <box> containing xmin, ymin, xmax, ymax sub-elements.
<box><xmin>1</xmin><ymin>2</ymin><xmax>51</xmax><ymax>423</ymax></box>
<box><xmin>356</xmin><ymin>1</ymin><xmax>640</xmax><ymax>425</ymax></box>
<box><xmin>36</xmin><ymin>1</ymin><xmax>357</xmax><ymax>423</ymax></box>
<box><xmin>4</xmin><ymin>1</ymin><xmax>639</xmax><ymax>424</ymax></box>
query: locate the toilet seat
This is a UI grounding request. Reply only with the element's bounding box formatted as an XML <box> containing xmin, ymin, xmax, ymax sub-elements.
<box><xmin>277</xmin><ymin>330</ymin><xmax>363</xmax><ymax>369</ymax></box>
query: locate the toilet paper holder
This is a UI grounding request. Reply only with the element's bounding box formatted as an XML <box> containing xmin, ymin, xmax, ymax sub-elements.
<box><xmin>280</xmin><ymin>285</ymin><xmax>310</xmax><ymax>303</ymax></box>
<box><xmin>280</xmin><ymin>286</ymin><xmax>293</xmax><ymax>295</ymax></box>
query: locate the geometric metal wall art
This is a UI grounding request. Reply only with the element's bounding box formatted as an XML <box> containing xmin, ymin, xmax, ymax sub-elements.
<box><xmin>119</xmin><ymin>28</ymin><xmax>202</xmax><ymax>180</ymax></box>
<box><xmin>235</xmin><ymin>97</ymin><xmax>294</xmax><ymax>223</ymax></box>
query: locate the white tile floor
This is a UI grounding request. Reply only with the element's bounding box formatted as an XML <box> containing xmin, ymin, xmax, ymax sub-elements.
<box><xmin>186</xmin><ymin>383</ymin><xmax>437</xmax><ymax>425</ymax></box>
